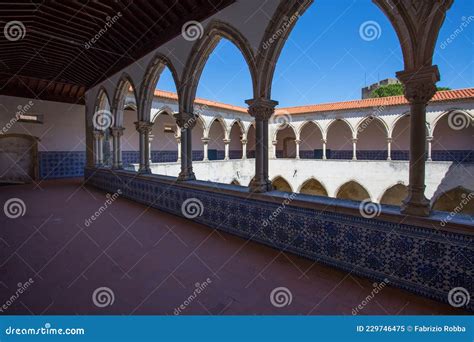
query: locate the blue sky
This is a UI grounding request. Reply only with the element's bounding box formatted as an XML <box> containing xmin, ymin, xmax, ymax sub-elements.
<box><xmin>157</xmin><ymin>0</ymin><xmax>474</xmax><ymax>107</ymax></box>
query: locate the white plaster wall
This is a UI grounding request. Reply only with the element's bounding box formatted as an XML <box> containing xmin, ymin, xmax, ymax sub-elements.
<box><xmin>142</xmin><ymin>159</ymin><xmax>474</xmax><ymax>204</ymax></box>
<box><xmin>0</xmin><ymin>95</ymin><xmax>84</xmax><ymax>152</ymax></box>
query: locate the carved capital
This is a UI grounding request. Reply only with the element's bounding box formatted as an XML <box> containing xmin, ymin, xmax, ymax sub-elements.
<box><xmin>397</xmin><ymin>65</ymin><xmax>440</xmax><ymax>104</ymax></box>
<box><xmin>240</xmin><ymin>139</ymin><xmax>248</xmax><ymax>144</ymax></box>
<box><xmin>201</xmin><ymin>137</ymin><xmax>210</xmax><ymax>144</ymax></box>
<box><xmin>174</xmin><ymin>112</ymin><xmax>197</xmax><ymax>129</ymax></box>
<box><xmin>110</xmin><ymin>127</ymin><xmax>125</xmax><ymax>138</ymax></box>
<box><xmin>135</xmin><ymin>121</ymin><xmax>153</xmax><ymax>134</ymax></box>
<box><xmin>93</xmin><ymin>130</ymin><xmax>105</xmax><ymax>139</ymax></box>
<box><xmin>223</xmin><ymin>139</ymin><xmax>231</xmax><ymax>144</ymax></box>
<box><xmin>246</xmin><ymin>98</ymin><xmax>278</xmax><ymax>121</ymax></box>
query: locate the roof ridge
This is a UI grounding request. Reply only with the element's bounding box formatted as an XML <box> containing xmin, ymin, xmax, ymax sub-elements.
<box><xmin>151</xmin><ymin>87</ymin><xmax>474</xmax><ymax>115</ymax></box>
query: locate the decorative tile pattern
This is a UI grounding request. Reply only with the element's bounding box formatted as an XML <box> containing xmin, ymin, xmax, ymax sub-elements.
<box><xmin>39</xmin><ymin>151</ymin><xmax>85</xmax><ymax>179</ymax></box>
<box><xmin>85</xmin><ymin>168</ymin><xmax>474</xmax><ymax>311</ymax></box>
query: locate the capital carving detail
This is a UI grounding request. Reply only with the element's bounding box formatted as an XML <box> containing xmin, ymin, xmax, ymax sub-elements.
<box><xmin>246</xmin><ymin>98</ymin><xmax>278</xmax><ymax>121</ymax></box>
<box><xmin>397</xmin><ymin>65</ymin><xmax>440</xmax><ymax>104</ymax></box>
<box><xmin>174</xmin><ymin>112</ymin><xmax>197</xmax><ymax>129</ymax></box>
<box><xmin>135</xmin><ymin>121</ymin><xmax>153</xmax><ymax>134</ymax></box>
<box><xmin>110</xmin><ymin>127</ymin><xmax>125</xmax><ymax>137</ymax></box>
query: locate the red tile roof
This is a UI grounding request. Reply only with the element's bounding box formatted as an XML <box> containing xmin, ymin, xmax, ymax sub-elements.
<box><xmin>153</xmin><ymin>88</ymin><xmax>474</xmax><ymax>115</ymax></box>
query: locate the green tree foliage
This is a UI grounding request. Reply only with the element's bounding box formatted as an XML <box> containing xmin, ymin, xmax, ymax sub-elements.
<box><xmin>370</xmin><ymin>84</ymin><xmax>451</xmax><ymax>98</ymax></box>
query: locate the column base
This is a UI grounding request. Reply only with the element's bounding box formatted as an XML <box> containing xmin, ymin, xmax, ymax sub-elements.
<box><xmin>401</xmin><ymin>196</ymin><xmax>431</xmax><ymax>217</ymax></box>
<box><xmin>138</xmin><ymin>167</ymin><xmax>151</xmax><ymax>174</ymax></box>
<box><xmin>249</xmin><ymin>178</ymin><xmax>273</xmax><ymax>193</ymax></box>
<box><xmin>177</xmin><ymin>171</ymin><xmax>196</xmax><ymax>182</ymax></box>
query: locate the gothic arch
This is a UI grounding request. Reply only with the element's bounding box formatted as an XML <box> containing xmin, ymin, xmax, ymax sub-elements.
<box><xmin>379</xmin><ymin>183</ymin><xmax>408</xmax><ymax>206</ymax></box>
<box><xmin>93</xmin><ymin>86</ymin><xmax>112</xmax><ymax>115</ymax></box>
<box><xmin>206</xmin><ymin>116</ymin><xmax>228</xmax><ymax>139</ymax></box>
<box><xmin>432</xmin><ymin>186</ymin><xmax>474</xmax><ymax>215</ymax></box>
<box><xmin>139</xmin><ymin>53</ymin><xmax>181</xmax><ymax>122</ymax></box>
<box><xmin>112</xmin><ymin>73</ymin><xmax>139</xmax><ymax>127</ymax></box>
<box><xmin>272</xmin><ymin>176</ymin><xmax>293</xmax><ymax>193</ymax></box>
<box><xmin>297</xmin><ymin>120</ymin><xmax>324</xmax><ymax>139</ymax></box>
<box><xmin>431</xmin><ymin>109</ymin><xmax>473</xmax><ymax>135</ymax></box>
<box><xmin>327</xmin><ymin>118</ymin><xmax>355</xmax><ymax>138</ymax></box>
<box><xmin>151</xmin><ymin>106</ymin><xmax>175</xmax><ymax>124</ymax></box>
<box><xmin>180</xmin><ymin>20</ymin><xmax>258</xmax><ymax>113</ymax></box>
<box><xmin>298</xmin><ymin>178</ymin><xmax>328</xmax><ymax>197</ymax></box>
<box><xmin>256</xmin><ymin>0</ymin><xmax>314</xmax><ymax>98</ymax></box>
<box><xmin>335</xmin><ymin>180</ymin><xmax>371</xmax><ymax>202</ymax></box>
<box><xmin>355</xmin><ymin>115</ymin><xmax>389</xmax><ymax>138</ymax></box>
<box><xmin>272</xmin><ymin>122</ymin><xmax>297</xmax><ymax>142</ymax></box>
<box><xmin>373</xmin><ymin>0</ymin><xmax>453</xmax><ymax>70</ymax></box>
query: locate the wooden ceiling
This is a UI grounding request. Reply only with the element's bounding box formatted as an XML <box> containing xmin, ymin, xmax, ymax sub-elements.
<box><xmin>0</xmin><ymin>0</ymin><xmax>235</xmax><ymax>104</ymax></box>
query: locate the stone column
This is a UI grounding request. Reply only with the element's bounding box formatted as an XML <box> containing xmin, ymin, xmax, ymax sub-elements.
<box><xmin>322</xmin><ymin>138</ymin><xmax>327</xmax><ymax>160</ymax></box>
<box><xmin>148</xmin><ymin>134</ymin><xmax>154</xmax><ymax>164</ymax></box>
<box><xmin>175</xmin><ymin>135</ymin><xmax>181</xmax><ymax>163</ymax></box>
<box><xmin>241</xmin><ymin>138</ymin><xmax>247</xmax><ymax>160</ymax></box>
<box><xmin>352</xmin><ymin>138</ymin><xmax>358</xmax><ymax>160</ymax></box>
<box><xmin>387</xmin><ymin>137</ymin><xmax>392</xmax><ymax>161</ymax></box>
<box><xmin>92</xmin><ymin>130</ymin><xmax>104</xmax><ymax>167</ymax></box>
<box><xmin>272</xmin><ymin>140</ymin><xmax>278</xmax><ymax>159</ymax></box>
<box><xmin>246</xmin><ymin>98</ymin><xmax>278</xmax><ymax>193</ymax></box>
<box><xmin>224</xmin><ymin>139</ymin><xmax>231</xmax><ymax>160</ymax></box>
<box><xmin>397</xmin><ymin>65</ymin><xmax>439</xmax><ymax>217</ymax></box>
<box><xmin>135</xmin><ymin>121</ymin><xmax>153</xmax><ymax>174</ymax></box>
<box><xmin>295</xmin><ymin>139</ymin><xmax>301</xmax><ymax>159</ymax></box>
<box><xmin>427</xmin><ymin>136</ymin><xmax>433</xmax><ymax>162</ymax></box>
<box><xmin>202</xmin><ymin>137</ymin><xmax>210</xmax><ymax>161</ymax></box>
<box><xmin>174</xmin><ymin>112</ymin><xmax>197</xmax><ymax>181</ymax></box>
<box><xmin>110</xmin><ymin>127</ymin><xmax>124</xmax><ymax>169</ymax></box>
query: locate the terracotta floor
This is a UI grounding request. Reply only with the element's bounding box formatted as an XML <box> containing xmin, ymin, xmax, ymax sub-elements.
<box><xmin>0</xmin><ymin>179</ymin><xmax>467</xmax><ymax>315</ymax></box>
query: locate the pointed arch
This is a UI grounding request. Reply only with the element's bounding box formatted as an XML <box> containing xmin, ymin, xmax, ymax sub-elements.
<box><xmin>140</xmin><ymin>53</ymin><xmax>181</xmax><ymax>122</ymax></box>
<box><xmin>297</xmin><ymin>120</ymin><xmax>324</xmax><ymax>139</ymax></box>
<box><xmin>113</xmin><ymin>73</ymin><xmax>139</xmax><ymax>127</ymax></box>
<box><xmin>299</xmin><ymin>178</ymin><xmax>328</xmax><ymax>197</ymax></box>
<box><xmin>206</xmin><ymin>116</ymin><xmax>228</xmax><ymax>139</ymax></box>
<box><xmin>298</xmin><ymin>121</ymin><xmax>324</xmax><ymax>159</ymax></box>
<box><xmin>229</xmin><ymin>119</ymin><xmax>245</xmax><ymax>136</ymax></box>
<box><xmin>380</xmin><ymin>184</ymin><xmax>408</xmax><ymax>206</ymax></box>
<box><xmin>432</xmin><ymin>187</ymin><xmax>474</xmax><ymax>215</ymax></box>
<box><xmin>151</xmin><ymin>105</ymin><xmax>175</xmax><ymax>124</ymax></box>
<box><xmin>256</xmin><ymin>0</ymin><xmax>314</xmax><ymax>98</ymax></box>
<box><xmin>355</xmin><ymin>115</ymin><xmax>389</xmax><ymax>138</ymax></box>
<box><xmin>336</xmin><ymin>181</ymin><xmax>371</xmax><ymax>202</ymax></box>
<box><xmin>181</xmin><ymin>20</ymin><xmax>258</xmax><ymax>113</ymax></box>
<box><xmin>272</xmin><ymin>123</ymin><xmax>297</xmax><ymax>142</ymax></box>
<box><xmin>93</xmin><ymin>86</ymin><xmax>112</xmax><ymax>115</ymax></box>
<box><xmin>326</xmin><ymin>119</ymin><xmax>354</xmax><ymax>160</ymax></box>
<box><xmin>389</xmin><ymin>112</ymin><xmax>410</xmax><ymax>138</ymax></box>
<box><xmin>431</xmin><ymin>109</ymin><xmax>473</xmax><ymax>135</ymax></box>
<box><xmin>272</xmin><ymin>176</ymin><xmax>293</xmax><ymax>193</ymax></box>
